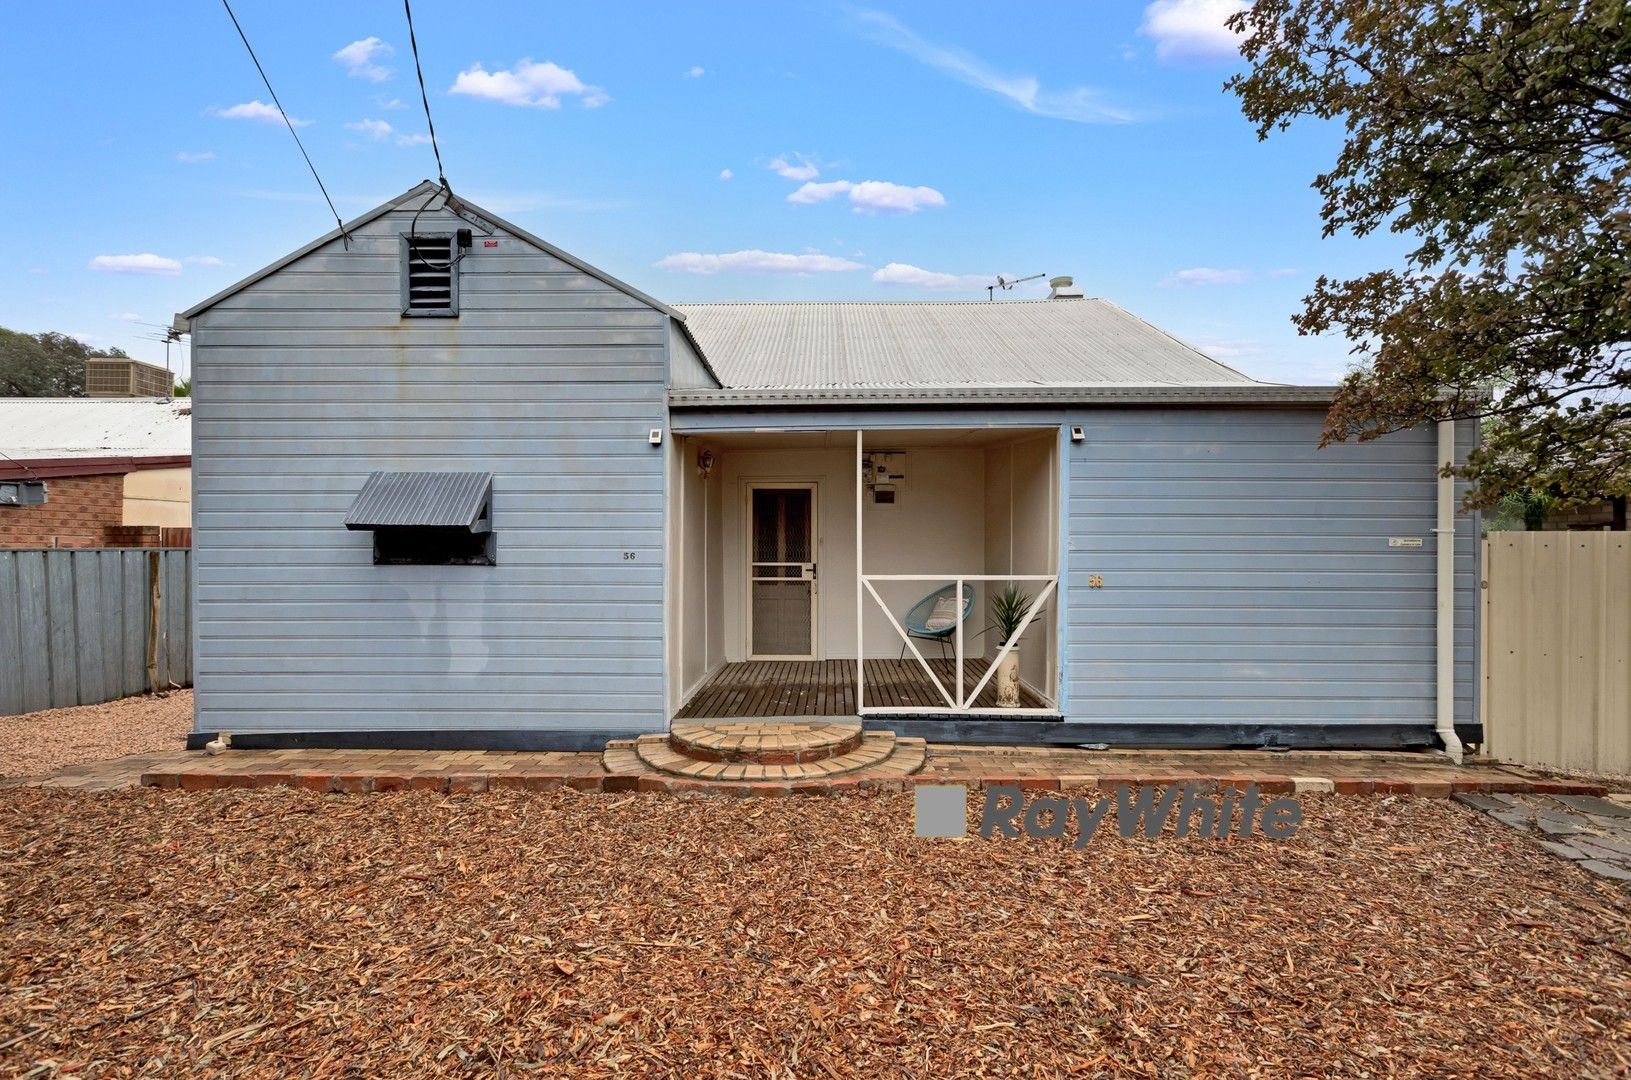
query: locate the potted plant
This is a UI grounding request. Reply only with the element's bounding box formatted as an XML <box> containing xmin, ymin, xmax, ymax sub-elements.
<box><xmin>989</xmin><ymin>584</ymin><xmax>1042</xmax><ymax>708</ymax></box>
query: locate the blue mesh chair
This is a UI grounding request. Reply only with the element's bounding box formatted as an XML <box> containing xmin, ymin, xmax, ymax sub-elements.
<box><xmin>899</xmin><ymin>582</ymin><xmax>976</xmax><ymax>660</ymax></box>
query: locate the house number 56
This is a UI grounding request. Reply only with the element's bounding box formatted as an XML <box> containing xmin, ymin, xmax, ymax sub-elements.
<box><xmin>623</xmin><ymin>551</ymin><xmax>637</xmax><ymax>560</ymax></box>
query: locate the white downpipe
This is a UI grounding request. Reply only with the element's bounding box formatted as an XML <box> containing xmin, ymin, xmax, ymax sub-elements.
<box><xmin>1435</xmin><ymin>419</ymin><xmax>1465</xmax><ymax>764</ymax></box>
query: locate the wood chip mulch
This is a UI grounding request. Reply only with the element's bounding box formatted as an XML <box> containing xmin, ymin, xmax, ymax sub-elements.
<box><xmin>3</xmin><ymin>787</ymin><xmax>1631</xmax><ymax>1077</ymax></box>
<box><xmin>0</xmin><ymin>691</ymin><xmax>192</xmax><ymax>781</ymax></box>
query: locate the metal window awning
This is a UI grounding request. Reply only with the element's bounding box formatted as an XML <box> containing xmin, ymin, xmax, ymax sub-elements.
<box><xmin>344</xmin><ymin>471</ymin><xmax>492</xmax><ymax>533</ymax></box>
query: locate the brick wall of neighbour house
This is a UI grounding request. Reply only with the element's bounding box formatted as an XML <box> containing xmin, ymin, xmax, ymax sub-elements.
<box><xmin>0</xmin><ymin>474</ymin><xmax>125</xmax><ymax>549</ymax></box>
<box><xmin>102</xmin><ymin>525</ymin><xmax>193</xmax><ymax>548</ymax></box>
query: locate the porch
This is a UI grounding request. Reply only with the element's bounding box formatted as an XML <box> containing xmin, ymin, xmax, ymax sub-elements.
<box><xmin>673</xmin><ymin>658</ymin><xmax>1053</xmax><ymax>719</ymax></box>
<box><xmin>667</xmin><ymin>426</ymin><xmax>1063</xmax><ymax>723</ymax></box>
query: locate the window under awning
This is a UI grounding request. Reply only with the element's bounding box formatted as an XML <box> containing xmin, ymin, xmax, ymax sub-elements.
<box><xmin>344</xmin><ymin>471</ymin><xmax>493</xmax><ymax>533</ymax></box>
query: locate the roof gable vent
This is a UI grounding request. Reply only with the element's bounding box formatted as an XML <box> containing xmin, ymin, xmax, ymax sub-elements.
<box><xmin>401</xmin><ymin>234</ymin><xmax>460</xmax><ymax>317</ymax></box>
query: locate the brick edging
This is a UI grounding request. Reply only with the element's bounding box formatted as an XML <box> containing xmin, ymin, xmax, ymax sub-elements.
<box><xmin>139</xmin><ymin>771</ymin><xmax>1609</xmax><ymax>799</ymax></box>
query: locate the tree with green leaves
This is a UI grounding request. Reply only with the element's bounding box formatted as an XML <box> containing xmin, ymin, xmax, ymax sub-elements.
<box><xmin>172</xmin><ymin>376</ymin><xmax>192</xmax><ymax>398</ymax></box>
<box><xmin>0</xmin><ymin>329</ymin><xmax>125</xmax><ymax>397</ymax></box>
<box><xmin>1228</xmin><ymin>0</ymin><xmax>1631</xmax><ymax>509</ymax></box>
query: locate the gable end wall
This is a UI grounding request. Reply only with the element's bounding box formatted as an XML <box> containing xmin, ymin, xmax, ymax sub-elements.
<box><xmin>189</xmin><ymin>202</ymin><xmax>669</xmax><ymax>736</ymax></box>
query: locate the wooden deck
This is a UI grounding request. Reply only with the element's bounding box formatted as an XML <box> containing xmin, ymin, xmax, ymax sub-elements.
<box><xmin>675</xmin><ymin>659</ymin><xmax>1050</xmax><ymax>719</ymax></box>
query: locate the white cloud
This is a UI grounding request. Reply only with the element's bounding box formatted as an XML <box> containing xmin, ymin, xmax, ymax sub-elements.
<box><xmin>855</xmin><ymin>10</ymin><xmax>1131</xmax><ymax>124</ymax></box>
<box><xmin>346</xmin><ymin>118</ymin><xmax>394</xmax><ymax>141</ymax></box>
<box><xmin>175</xmin><ymin>151</ymin><xmax>214</xmax><ymax>163</ymax></box>
<box><xmin>787</xmin><ymin>179</ymin><xmax>850</xmax><ymax>204</ymax></box>
<box><xmin>377</xmin><ymin>96</ymin><xmax>406</xmax><ymax>110</ymax></box>
<box><xmin>346</xmin><ymin>118</ymin><xmax>431</xmax><ymax>146</ymax></box>
<box><xmin>210</xmin><ymin>101</ymin><xmax>311</xmax><ymax>126</ymax></box>
<box><xmin>184</xmin><ymin>256</ymin><xmax>228</xmax><ymax>267</ymax></box>
<box><xmin>769</xmin><ymin>154</ymin><xmax>821</xmax><ymax>182</ymax></box>
<box><xmin>112</xmin><ymin>312</ymin><xmax>144</xmax><ymax>323</ymax></box>
<box><xmin>788</xmin><ymin>179</ymin><xmax>946</xmax><ymax>214</ymax></box>
<box><xmin>719</xmin><ymin>168</ymin><xmax>733</xmax><ymax>180</ymax></box>
<box><xmin>88</xmin><ymin>254</ymin><xmax>182</xmax><ymax>276</ymax></box>
<box><xmin>872</xmin><ymin>263</ymin><xmax>988</xmax><ymax>290</ymax></box>
<box><xmin>334</xmin><ymin>37</ymin><xmax>394</xmax><ymax>81</ymax></box>
<box><xmin>1164</xmin><ymin>267</ymin><xmax>1250</xmax><ymax>286</ymax></box>
<box><xmin>685</xmin><ymin>66</ymin><xmax>706</xmax><ymax>78</ymax></box>
<box><xmin>450</xmin><ymin>59</ymin><xmax>607</xmax><ymax>108</ymax></box>
<box><xmin>654</xmin><ymin>250</ymin><xmax>865</xmax><ymax>274</ymax></box>
<box><xmin>1139</xmin><ymin>0</ymin><xmax>1248</xmax><ymax>63</ymax></box>
<box><xmin>848</xmin><ymin>180</ymin><xmax>946</xmax><ymax>214</ymax></box>
<box><xmin>1268</xmin><ymin>267</ymin><xmax>1300</xmax><ymax>278</ymax></box>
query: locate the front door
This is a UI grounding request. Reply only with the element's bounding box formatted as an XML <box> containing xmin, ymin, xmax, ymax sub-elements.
<box><xmin>748</xmin><ymin>485</ymin><xmax>818</xmax><ymax>659</ymax></box>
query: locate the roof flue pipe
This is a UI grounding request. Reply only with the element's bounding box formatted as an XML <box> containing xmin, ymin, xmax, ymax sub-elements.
<box><xmin>1049</xmin><ymin>275</ymin><xmax>1084</xmax><ymax>300</ymax></box>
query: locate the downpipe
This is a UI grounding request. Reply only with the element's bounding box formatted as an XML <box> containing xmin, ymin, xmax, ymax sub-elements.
<box><xmin>1435</xmin><ymin>419</ymin><xmax>1465</xmax><ymax>765</ymax></box>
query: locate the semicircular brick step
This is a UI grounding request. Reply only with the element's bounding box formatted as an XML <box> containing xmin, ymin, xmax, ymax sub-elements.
<box><xmin>601</xmin><ymin>721</ymin><xmax>926</xmax><ymax>790</ymax></box>
<box><xmin>668</xmin><ymin>721</ymin><xmax>863</xmax><ymax>764</ymax></box>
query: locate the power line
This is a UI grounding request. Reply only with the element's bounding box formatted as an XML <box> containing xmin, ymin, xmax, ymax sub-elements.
<box><xmin>219</xmin><ymin>0</ymin><xmax>349</xmax><ymax>244</ymax></box>
<box><xmin>403</xmin><ymin>0</ymin><xmax>447</xmax><ymax>188</ymax></box>
<box><xmin>0</xmin><ymin>448</ymin><xmax>41</xmax><ymax>482</ymax></box>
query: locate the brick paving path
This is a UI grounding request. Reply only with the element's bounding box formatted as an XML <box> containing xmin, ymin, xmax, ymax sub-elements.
<box><xmin>9</xmin><ymin>743</ymin><xmax>1604</xmax><ymax>798</ymax></box>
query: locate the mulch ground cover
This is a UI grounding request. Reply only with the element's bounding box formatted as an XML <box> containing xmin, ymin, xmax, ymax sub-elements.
<box><xmin>3</xmin><ymin>787</ymin><xmax>1631</xmax><ymax>1078</ymax></box>
<box><xmin>0</xmin><ymin>693</ymin><xmax>192</xmax><ymax>781</ymax></box>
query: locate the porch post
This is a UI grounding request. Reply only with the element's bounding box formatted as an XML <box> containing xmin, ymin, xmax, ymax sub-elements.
<box><xmin>855</xmin><ymin>429</ymin><xmax>864</xmax><ymax>716</ymax></box>
<box><xmin>955</xmin><ymin>577</ymin><xmax>964</xmax><ymax>708</ymax></box>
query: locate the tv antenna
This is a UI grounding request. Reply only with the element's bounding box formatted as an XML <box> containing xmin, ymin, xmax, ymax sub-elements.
<box><xmin>986</xmin><ymin>272</ymin><xmax>1045</xmax><ymax>301</ymax></box>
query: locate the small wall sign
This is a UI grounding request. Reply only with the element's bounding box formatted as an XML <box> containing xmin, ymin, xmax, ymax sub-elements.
<box><xmin>1388</xmin><ymin>537</ymin><xmax>1424</xmax><ymax>548</ymax></box>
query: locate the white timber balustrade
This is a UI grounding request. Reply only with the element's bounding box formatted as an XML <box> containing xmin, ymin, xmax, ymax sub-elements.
<box><xmin>858</xmin><ymin>574</ymin><xmax>1057</xmax><ymax>716</ymax></box>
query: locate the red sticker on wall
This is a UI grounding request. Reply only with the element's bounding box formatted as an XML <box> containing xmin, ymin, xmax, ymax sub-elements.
<box><xmin>483</xmin><ymin>239</ymin><xmax>499</xmax><ymax>248</ymax></box>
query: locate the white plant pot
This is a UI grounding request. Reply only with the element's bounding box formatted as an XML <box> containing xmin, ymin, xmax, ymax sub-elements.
<box><xmin>995</xmin><ymin>650</ymin><xmax>1022</xmax><ymax>708</ymax></box>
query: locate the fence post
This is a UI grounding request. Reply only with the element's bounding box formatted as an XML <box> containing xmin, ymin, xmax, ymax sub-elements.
<box><xmin>146</xmin><ymin>549</ymin><xmax>161</xmax><ymax>694</ymax></box>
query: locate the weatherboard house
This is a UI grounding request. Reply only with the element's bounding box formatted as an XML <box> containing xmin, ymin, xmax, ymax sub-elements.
<box><xmin>175</xmin><ymin>182</ymin><xmax>1479</xmax><ymax>753</ymax></box>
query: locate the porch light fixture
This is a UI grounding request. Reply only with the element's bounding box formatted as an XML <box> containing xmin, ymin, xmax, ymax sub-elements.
<box><xmin>1070</xmin><ymin>426</ymin><xmax>1086</xmax><ymax>443</ymax></box>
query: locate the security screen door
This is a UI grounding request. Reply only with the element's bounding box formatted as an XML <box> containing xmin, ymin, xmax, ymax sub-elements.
<box><xmin>749</xmin><ymin>485</ymin><xmax>817</xmax><ymax>659</ymax></box>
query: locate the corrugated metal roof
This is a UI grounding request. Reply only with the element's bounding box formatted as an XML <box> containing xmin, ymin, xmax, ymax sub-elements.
<box><xmin>670</xmin><ymin>299</ymin><xmax>1263</xmax><ymax>390</ymax></box>
<box><xmin>0</xmin><ymin>397</ymin><xmax>191</xmax><ymax>460</ymax></box>
<box><xmin>345</xmin><ymin>471</ymin><xmax>493</xmax><ymax>532</ymax></box>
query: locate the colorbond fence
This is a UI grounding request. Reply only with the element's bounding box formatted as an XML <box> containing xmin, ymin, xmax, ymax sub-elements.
<box><xmin>0</xmin><ymin>548</ymin><xmax>191</xmax><ymax>717</ymax></box>
<box><xmin>1483</xmin><ymin>533</ymin><xmax>1631</xmax><ymax>774</ymax></box>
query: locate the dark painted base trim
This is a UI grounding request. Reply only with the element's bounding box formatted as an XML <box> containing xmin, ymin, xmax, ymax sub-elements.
<box><xmin>188</xmin><ymin>722</ymin><xmax>1484</xmax><ymax>753</ymax></box>
<box><xmin>186</xmin><ymin>729</ymin><xmax>639</xmax><ymax>753</ymax></box>
<box><xmin>863</xmin><ymin>719</ymin><xmax>1485</xmax><ymax>750</ymax></box>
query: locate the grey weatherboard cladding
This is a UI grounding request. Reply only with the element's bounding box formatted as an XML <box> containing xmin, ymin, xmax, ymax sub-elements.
<box><xmin>185</xmin><ymin>186</ymin><xmax>670</xmax><ymax>739</ymax></box>
<box><xmin>670</xmin><ymin>404</ymin><xmax>1479</xmax><ymax>740</ymax></box>
<box><xmin>185</xmin><ymin>183</ymin><xmax>1479</xmax><ymax>749</ymax></box>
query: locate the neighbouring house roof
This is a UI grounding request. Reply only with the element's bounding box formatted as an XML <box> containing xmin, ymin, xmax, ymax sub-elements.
<box><xmin>670</xmin><ymin>299</ymin><xmax>1266</xmax><ymax>392</ymax></box>
<box><xmin>0</xmin><ymin>398</ymin><xmax>192</xmax><ymax>479</ymax></box>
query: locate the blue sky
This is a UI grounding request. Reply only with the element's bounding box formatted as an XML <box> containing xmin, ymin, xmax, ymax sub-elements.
<box><xmin>0</xmin><ymin>1</ymin><xmax>1410</xmax><ymax>384</ymax></box>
